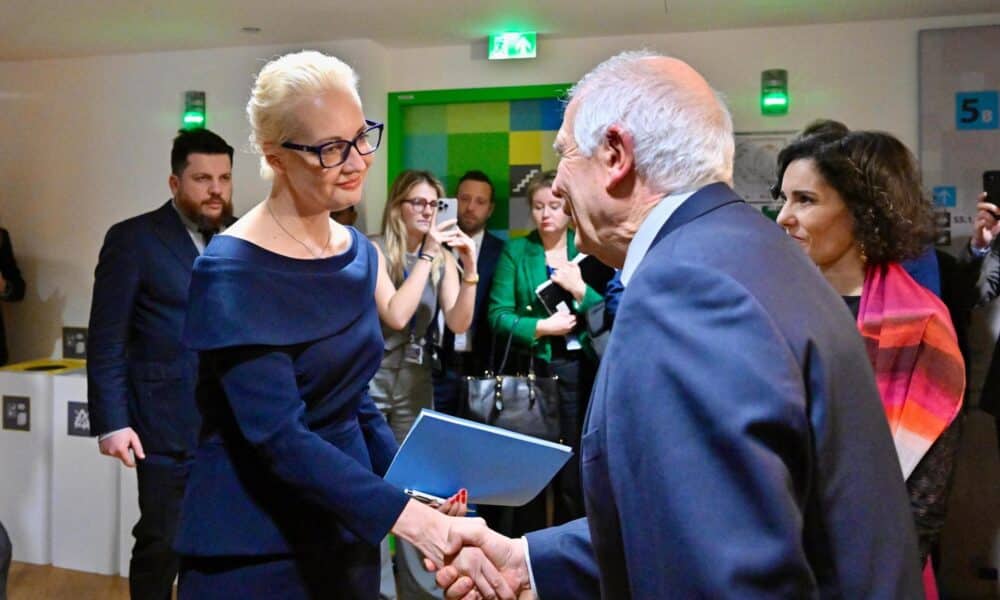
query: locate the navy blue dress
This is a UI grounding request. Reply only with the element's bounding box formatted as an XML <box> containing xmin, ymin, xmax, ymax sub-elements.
<box><xmin>174</xmin><ymin>228</ymin><xmax>409</xmax><ymax>599</ymax></box>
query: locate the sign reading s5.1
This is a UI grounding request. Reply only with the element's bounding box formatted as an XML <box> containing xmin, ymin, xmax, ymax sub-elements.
<box><xmin>956</xmin><ymin>91</ymin><xmax>998</xmax><ymax>130</ymax></box>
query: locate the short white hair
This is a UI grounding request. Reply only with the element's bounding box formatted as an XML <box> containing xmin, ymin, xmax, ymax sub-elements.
<box><xmin>568</xmin><ymin>50</ymin><xmax>734</xmax><ymax>193</ymax></box>
<box><xmin>247</xmin><ymin>50</ymin><xmax>360</xmax><ymax>179</ymax></box>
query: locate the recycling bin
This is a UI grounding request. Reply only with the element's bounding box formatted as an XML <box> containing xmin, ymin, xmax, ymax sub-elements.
<box><xmin>50</xmin><ymin>370</ymin><xmax>119</xmax><ymax>574</ymax></box>
<box><xmin>0</xmin><ymin>359</ymin><xmax>82</xmax><ymax>564</ymax></box>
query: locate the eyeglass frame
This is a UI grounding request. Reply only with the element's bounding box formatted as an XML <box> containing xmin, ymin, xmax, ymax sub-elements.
<box><xmin>401</xmin><ymin>197</ymin><xmax>446</xmax><ymax>211</ymax></box>
<box><xmin>280</xmin><ymin>119</ymin><xmax>384</xmax><ymax>168</ymax></box>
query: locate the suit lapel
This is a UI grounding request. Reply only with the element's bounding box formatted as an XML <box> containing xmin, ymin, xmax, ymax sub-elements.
<box><xmin>151</xmin><ymin>201</ymin><xmax>199</xmax><ymax>269</ymax></box>
<box><xmin>478</xmin><ymin>233</ymin><xmax>503</xmax><ymax>275</ymax></box>
<box><xmin>584</xmin><ymin>183</ymin><xmax>744</xmax><ymax>433</ymax></box>
<box><xmin>475</xmin><ymin>233</ymin><xmax>503</xmax><ymax>312</ymax></box>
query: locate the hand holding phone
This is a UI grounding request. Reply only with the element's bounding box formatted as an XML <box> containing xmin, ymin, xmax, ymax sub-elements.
<box><xmin>973</xmin><ymin>172</ymin><xmax>1000</xmax><ymax>250</ymax></box>
<box><xmin>984</xmin><ymin>171</ymin><xmax>1000</xmax><ymax>202</ymax></box>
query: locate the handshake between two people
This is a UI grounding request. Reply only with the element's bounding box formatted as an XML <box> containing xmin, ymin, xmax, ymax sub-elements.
<box><xmin>392</xmin><ymin>493</ymin><xmax>535</xmax><ymax>600</ymax></box>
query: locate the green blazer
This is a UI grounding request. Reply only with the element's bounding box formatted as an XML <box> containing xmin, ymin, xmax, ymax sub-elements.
<box><xmin>488</xmin><ymin>229</ymin><xmax>604</xmax><ymax>364</ymax></box>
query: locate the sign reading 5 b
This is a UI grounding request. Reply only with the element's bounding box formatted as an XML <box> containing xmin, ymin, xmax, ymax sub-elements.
<box><xmin>956</xmin><ymin>91</ymin><xmax>999</xmax><ymax>130</ymax></box>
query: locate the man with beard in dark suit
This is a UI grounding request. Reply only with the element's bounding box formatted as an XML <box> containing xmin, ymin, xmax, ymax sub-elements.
<box><xmin>87</xmin><ymin>128</ymin><xmax>235</xmax><ymax>600</ymax></box>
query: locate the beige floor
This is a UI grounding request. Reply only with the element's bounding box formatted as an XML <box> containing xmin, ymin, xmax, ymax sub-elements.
<box><xmin>8</xmin><ymin>562</ymin><xmax>132</xmax><ymax>600</ymax></box>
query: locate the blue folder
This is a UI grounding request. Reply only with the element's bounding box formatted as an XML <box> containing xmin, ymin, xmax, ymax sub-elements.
<box><xmin>384</xmin><ymin>410</ymin><xmax>573</xmax><ymax>506</ymax></box>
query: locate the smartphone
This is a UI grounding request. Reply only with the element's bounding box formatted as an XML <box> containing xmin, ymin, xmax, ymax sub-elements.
<box><xmin>985</xmin><ymin>171</ymin><xmax>1000</xmax><ymax>203</ymax></box>
<box><xmin>435</xmin><ymin>197</ymin><xmax>458</xmax><ymax>228</ymax></box>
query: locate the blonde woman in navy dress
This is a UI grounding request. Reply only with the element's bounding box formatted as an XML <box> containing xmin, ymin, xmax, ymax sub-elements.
<box><xmin>174</xmin><ymin>51</ymin><xmax>502</xmax><ymax>599</ymax></box>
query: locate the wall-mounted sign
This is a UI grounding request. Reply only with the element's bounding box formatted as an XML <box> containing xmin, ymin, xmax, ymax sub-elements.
<box><xmin>63</xmin><ymin>327</ymin><xmax>88</xmax><ymax>359</ymax></box>
<box><xmin>183</xmin><ymin>90</ymin><xmax>206</xmax><ymax>130</ymax></box>
<box><xmin>956</xmin><ymin>90</ymin><xmax>998</xmax><ymax>130</ymax></box>
<box><xmin>761</xmin><ymin>69</ymin><xmax>789</xmax><ymax>116</ymax></box>
<box><xmin>3</xmin><ymin>395</ymin><xmax>30</xmax><ymax>431</ymax></box>
<box><xmin>488</xmin><ymin>32</ymin><xmax>537</xmax><ymax>60</ymax></box>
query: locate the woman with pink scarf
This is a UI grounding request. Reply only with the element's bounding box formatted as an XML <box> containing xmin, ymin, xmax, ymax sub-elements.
<box><xmin>774</xmin><ymin>130</ymin><xmax>964</xmax><ymax>598</ymax></box>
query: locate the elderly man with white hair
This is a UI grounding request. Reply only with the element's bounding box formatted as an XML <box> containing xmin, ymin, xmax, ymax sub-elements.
<box><xmin>433</xmin><ymin>50</ymin><xmax>923</xmax><ymax>599</ymax></box>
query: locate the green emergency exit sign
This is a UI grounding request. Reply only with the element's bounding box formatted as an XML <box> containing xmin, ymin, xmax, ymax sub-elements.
<box><xmin>488</xmin><ymin>32</ymin><xmax>537</xmax><ymax>60</ymax></box>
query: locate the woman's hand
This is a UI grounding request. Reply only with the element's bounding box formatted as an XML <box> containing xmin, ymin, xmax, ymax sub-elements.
<box><xmin>391</xmin><ymin>499</ymin><xmax>517</xmax><ymax>600</ymax></box>
<box><xmin>424</xmin><ymin>217</ymin><xmax>465</xmax><ymax>257</ymax></box>
<box><xmin>392</xmin><ymin>499</ymin><xmax>514</xmax><ymax>584</ymax></box>
<box><xmin>548</xmin><ymin>259</ymin><xmax>586</xmax><ymax>302</ymax></box>
<box><xmin>442</xmin><ymin>227</ymin><xmax>478</xmax><ymax>274</ymax></box>
<box><xmin>436</xmin><ymin>488</ymin><xmax>469</xmax><ymax>517</ymax></box>
<box><xmin>421</xmin><ymin>218</ymin><xmax>454</xmax><ymax>257</ymax></box>
<box><xmin>535</xmin><ymin>311</ymin><xmax>576</xmax><ymax>338</ymax></box>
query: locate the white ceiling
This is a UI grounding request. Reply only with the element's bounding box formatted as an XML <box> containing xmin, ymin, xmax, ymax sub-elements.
<box><xmin>0</xmin><ymin>0</ymin><xmax>996</xmax><ymax>61</ymax></box>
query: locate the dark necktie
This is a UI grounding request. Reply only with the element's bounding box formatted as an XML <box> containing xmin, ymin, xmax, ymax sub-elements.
<box><xmin>199</xmin><ymin>227</ymin><xmax>217</xmax><ymax>247</ymax></box>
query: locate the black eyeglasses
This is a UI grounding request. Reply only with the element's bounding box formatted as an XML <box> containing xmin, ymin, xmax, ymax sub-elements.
<box><xmin>281</xmin><ymin>120</ymin><xmax>383</xmax><ymax>168</ymax></box>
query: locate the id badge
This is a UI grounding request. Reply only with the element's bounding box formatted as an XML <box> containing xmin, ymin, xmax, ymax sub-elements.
<box><xmin>403</xmin><ymin>342</ymin><xmax>424</xmax><ymax>365</ymax></box>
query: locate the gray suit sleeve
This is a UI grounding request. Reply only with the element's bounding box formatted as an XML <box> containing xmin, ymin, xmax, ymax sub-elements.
<box><xmin>970</xmin><ymin>239</ymin><xmax>1000</xmax><ymax>306</ymax></box>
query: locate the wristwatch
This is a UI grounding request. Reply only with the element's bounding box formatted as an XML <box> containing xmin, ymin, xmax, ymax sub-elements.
<box><xmin>462</xmin><ymin>272</ymin><xmax>480</xmax><ymax>284</ymax></box>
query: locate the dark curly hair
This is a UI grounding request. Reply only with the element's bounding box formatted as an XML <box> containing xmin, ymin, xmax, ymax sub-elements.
<box><xmin>774</xmin><ymin>130</ymin><xmax>933</xmax><ymax>265</ymax></box>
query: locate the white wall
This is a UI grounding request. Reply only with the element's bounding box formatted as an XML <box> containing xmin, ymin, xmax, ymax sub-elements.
<box><xmin>388</xmin><ymin>13</ymin><xmax>1000</xmax><ymax>149</ymax></box>
<box><xmin>1</xmin><ymin>12</ymin><xmax>999</xmax><ymax>363</ymax></box>
<box><xmin>0</xmin><ymin>38</ymin><xmax>388</xmax><ymax>360</ymax></box>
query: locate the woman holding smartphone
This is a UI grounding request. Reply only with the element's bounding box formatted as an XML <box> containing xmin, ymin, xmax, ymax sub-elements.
<box><xmin>368</xmin><ymin>169</ymin><xmax>478</xmax><ymax>598</ymax></box>
<box><xmin>369</xmin><ymin>169</ymin><xmax>478</xmax><ymax>443</ymax></box>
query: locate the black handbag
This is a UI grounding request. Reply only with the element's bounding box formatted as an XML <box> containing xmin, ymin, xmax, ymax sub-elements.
<box><xmin>461</xmin><ymin>316</ymin><xmax>561</xmax><ymax>442</ymax></box>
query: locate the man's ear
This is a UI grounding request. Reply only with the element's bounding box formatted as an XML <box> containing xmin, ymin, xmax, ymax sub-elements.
<box><xmin>168</xmin><ymin>173</ymin><xmax>180</xmax><ymax>197</ymax></box>
<box><xmin>599</xmin><ymin>125</ymin><xmax>635</xmax><ymax>192</ymax></box>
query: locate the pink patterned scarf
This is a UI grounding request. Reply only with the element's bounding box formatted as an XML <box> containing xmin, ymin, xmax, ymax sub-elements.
<box><xmin>857</xmin><ymin>262</ymin><xmax>964</xmax><ymax>480</ymax></box>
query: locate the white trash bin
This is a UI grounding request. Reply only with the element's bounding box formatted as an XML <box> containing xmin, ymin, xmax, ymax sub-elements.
<box><xmin>50</xmin><ymin>371</ymin><xmax>119</xmax><ymax>574</ymax></box>
<box><xmin>0</xmin><ymin>358</ymin><xmax>84</xmax><ymax>565</ymax></box>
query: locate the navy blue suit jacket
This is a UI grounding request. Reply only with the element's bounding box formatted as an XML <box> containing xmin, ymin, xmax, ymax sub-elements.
<box><xmin>526</xmin><ymin>183</ymin><xmax>922</xmax><ymax>598</ymax></box>
<box><xmin>87</xmin><ymin>201</ymin><xmax>208</xmax><ymax>455</ymax></box>
<box><xmin>442</xmin><ymin>231</ymin><xmax>504</xmax><ymax>366</ymax></box>
<box><xmin>0</xmin><ymin>228</ymin><xmax>25</xmax><ymax>366</ymax></box>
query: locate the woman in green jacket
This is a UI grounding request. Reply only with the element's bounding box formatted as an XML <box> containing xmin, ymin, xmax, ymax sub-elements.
<box><xmin>486</xmin><ymin>170</ymin><xmax>604</xmax><ymax>534</ymax></box>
